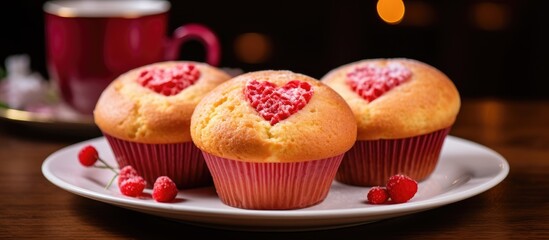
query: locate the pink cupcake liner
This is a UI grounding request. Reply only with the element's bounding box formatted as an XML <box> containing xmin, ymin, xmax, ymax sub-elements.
<box><xmin>336</xmin><ymin>127</ymin><xmax>451</xmax><ymax>187</ymax></box>
<box><xmin>104</xmin><ymin>134</ymin><xmax>212</xmax><ymax>189</ymax></box>
<box><xmin>202</xmin><ymin>153</ymin><xmax>344</xmax><ymax>210</ymax></box>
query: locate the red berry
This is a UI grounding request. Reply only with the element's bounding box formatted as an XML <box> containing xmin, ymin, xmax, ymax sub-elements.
<box><xmin>367</xmin><ymin>186</ymin><xmax>389</xmax><ymax>204</ymax></box>
<box><xmin>119</xmin><ymin>176</ymin><xmax>146</xmax><ymax>197</ymax></box>
<box><xmin>386</xmin><ymin>174</ymin><xmax>418</xmax><ymax>203</ymax></box>
<box><xmin>152</xmin><ymin>176</ymin><xmax>178</xmax><ymax>202</ymax></box>
<box><xmin>245</xmin><ymin>80</ymin><xmax>314</xmax><ymax>125</ymax></box>
<box><xmin>117</xmin><ymin>165</ymin><xmax>140</xmax><ymax>186</ymax></box>
<box><xmin>138</xmin><ymin>63</ymin><xmax>201</xmax><ymax>96</ymax></box>
<box><xmin>78</xmin><ymin>145</ymin><xmax>99</xmax><ymax>167</ymax></box>
<box><xmin>346</xmin><ymin>62</ymin><xmax>411</xmax><ymax>102</ymax></box>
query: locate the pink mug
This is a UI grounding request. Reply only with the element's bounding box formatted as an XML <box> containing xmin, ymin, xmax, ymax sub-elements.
<box><xmin>44</xmin><ymin>0</ymin><xmax>220</xmax><ymax>115</ymax></box>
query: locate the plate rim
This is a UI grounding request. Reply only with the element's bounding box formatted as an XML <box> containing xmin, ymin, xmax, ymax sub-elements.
<box><xmin>41</xmin><ymin>135</ymin><xmax>509</xmax><ymax>222</ymax></box>
<box><xmin>0</xmin><ymin>106</ymin><xmax>94</xmax><ymax>125</ymax></box>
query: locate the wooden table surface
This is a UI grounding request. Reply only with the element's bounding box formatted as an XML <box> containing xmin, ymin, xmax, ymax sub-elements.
<box><xmin>1</xmin><ymin>99</ymin><xmax>548</xmax><ymax>239</ymax></box>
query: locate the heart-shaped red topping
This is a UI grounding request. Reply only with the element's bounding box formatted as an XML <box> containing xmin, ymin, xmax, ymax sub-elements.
<box><xmin>245</xmin><ymin>80</ymin><xmax>314</xmax><ymax>125</ymax></box>
<box><xmin>137</xmin><ymin>63</ymin><xmax>200</xmax><ymax>96</ymax></box>
<box><xmin>346</xmin><ymin>62</ymin><xmax>412</xmax><ymax>102</ymax></box>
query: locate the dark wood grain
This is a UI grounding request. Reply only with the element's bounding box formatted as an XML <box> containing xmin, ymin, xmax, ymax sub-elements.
<box><xmin>1</xmin><ymin>99</ymin><xmax>548</xmax><ymax>239</ymax></box>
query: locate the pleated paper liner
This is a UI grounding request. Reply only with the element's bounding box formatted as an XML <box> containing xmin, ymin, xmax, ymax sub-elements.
<box><xmin>336</xmin><ymin>127</ymin><xmax>451</xmax><ymax>187</ymax></box>
<box><xmin>202</xmin><ymin>152</ymin><xmax>344</xmax><ymax>210</ymax></box>
<box><xmin>104</xmin><ymin>134</ymin><xmax>212</xmax><ymax>189</ymax></box>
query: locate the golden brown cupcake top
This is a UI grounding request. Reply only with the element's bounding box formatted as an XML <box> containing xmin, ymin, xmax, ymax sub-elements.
<box><xmin>94</xmin><ymin>61</ymin><xmax>231</xmax><ymax>143</ymax></box>
<box><xmin>322</xmin><ymin>58</ymin><xmax>460</xmax><ymax>140</ymax></box>
<box><xmin>190</xmin><ymin>70</ymin><xmax>357</xmax><ymax>163</ymax></box>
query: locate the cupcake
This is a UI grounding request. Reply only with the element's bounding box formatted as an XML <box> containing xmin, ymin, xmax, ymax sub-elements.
<box><xmin>190</xmin><ymin>70</ymin><xmax>357</xmax><ymax>210</ymax></box>
<box><xmin>94</xmin><ymin>61</ymin><xmax>231</xmax><ymax>189</ymax></box>
<box><xmin>321</xmin><ymin>58</ymin><xmax>460</xmax><ymax>186</ymax></box>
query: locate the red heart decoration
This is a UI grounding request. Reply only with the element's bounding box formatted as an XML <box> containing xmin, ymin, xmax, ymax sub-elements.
<box><xmin>245</xmin><ymin>80</ymin><xmax>314</xmax><ymax>125</ymax></box>
<box><xmin>346</xmin><ymin>62</ymin><xmax>412</xmax><ymax>102</ymax></box>
<box><xmin>137</xmin><ymin>63</ymin><xmax>201</xmax><ymax>96</ymax></box>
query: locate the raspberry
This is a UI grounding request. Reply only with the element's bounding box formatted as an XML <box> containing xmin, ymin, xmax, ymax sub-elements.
<box><xmin>346</xmin><ymin>62</ymin><xmax>411</xmax><ymax>102</ymax></box>
<box><xmin>77</xmin><ymin>145</ymin><xmax>120</xmax><ymax>189</ymax></box>
<box><xmin>117</xmin><ymin>165</ymin><xmax>140</xmax><ymax>186</ymax></box>
<box><xmin>245</xmin><ymin>80</ymin><xmax>314</xmax><ymax>125</ymax></box>
<box><xmin>119</xmin><ymin>176</ymin><xmax>146</xmax><ymax>197</ymax></box>
<box><xmin>386</xmin><ymin>174</ymin><xmax>418</xmax><ymax>203</ymax></box>
<box><xmin>78</xmin><ymin>145</ymin><xmax>99</xmax><ymax>167</ymax></box>
<box><xmin>152</xmin><ymin>176</ymin><xmax>178</xmax><ymax>203</ymax></box>
<box><xmin>138</xmin><ymin>63</ymin><xmax>201</xmax><ymax>96</ymax></box>
<box><xmin>367</xmin><ymin>186</ymin><xmax>389</xmax><ymax>204</ymax></box>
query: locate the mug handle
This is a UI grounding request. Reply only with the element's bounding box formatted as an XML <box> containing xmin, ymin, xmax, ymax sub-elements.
<box><xmin>164</xmin><ymin>23</ymin><xmax>221</xmax><ymax>66</ymax></box>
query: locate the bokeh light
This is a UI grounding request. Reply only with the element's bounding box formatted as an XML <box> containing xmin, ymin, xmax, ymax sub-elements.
<box><xmin>472</xmin><ymin>2</ymin><xmax>510</xmax><ymax>31</ymax></box>
<box><xmin>401</xmin><ymin>1</ymin><xmax>435</xmax><ymax>27</ymax></box>
<box><xmin>234</xmin><ymin>33</ymin><xmax>272</xmax><ymax>64</ymax></box>
<box><xmin>377</xmin><ymin>0</ymin><xmax>406</xmax><ymax>24</ymax></box>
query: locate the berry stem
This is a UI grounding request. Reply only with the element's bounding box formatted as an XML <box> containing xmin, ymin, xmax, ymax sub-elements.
<box><xmin>94</xmin><ymin>165</ymin><xmax>114</xmax><ymax>169</ymax></box>
<box><xmin>95</xmin><ymin>157</ymin><xmax>119</xmax><ymax>189</ymax></box>
<box><xmin>105</xmin><ymin>173</ymin><xmax>119</xmax><ymax>190</ymax></box>
<box><xmin>96</xmin><ymin>158</ymin><xmax>118</xmax><ymax>175</ymax></box>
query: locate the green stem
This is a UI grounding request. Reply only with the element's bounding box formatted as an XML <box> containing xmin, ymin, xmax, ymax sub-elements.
<box><xmin>94</xmin><ymin>157</ymin><xmax>119</xmax><ymax>189</ymax></box>
<box><xmin>94</xmin><ymin>166</ymin><xmax>113</xmax><ymax>169</ymax></box>
<box><xmin>105</xmin><ymin>173</ymin><xmax>118</xmax><ymax>189</ymax></box>
<box><xmin>97</xmin><ymin>158</ymin><xmax>118</xmax><ymax>175</ymax></box>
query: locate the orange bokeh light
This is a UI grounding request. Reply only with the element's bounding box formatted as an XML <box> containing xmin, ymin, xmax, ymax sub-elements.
<box><xmin>377</xmin><ymin>0</ymin><xmax>406</xmax><ymax>24</ymax></box>
<box><xmin>472</xmin><ymin>2</ymin><xmax>509</xmax><ymax>31</ymax></box>
<box><xmin>234</xmin><ymin>33</ymin><xmax>272</xmax><ymax>64</ymax></box>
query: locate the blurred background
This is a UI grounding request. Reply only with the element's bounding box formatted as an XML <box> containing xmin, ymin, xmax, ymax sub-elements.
<box><xmin>1</xmin><ymin>0</ymin><xmax>548</xmax><ymax>99</ymax></box>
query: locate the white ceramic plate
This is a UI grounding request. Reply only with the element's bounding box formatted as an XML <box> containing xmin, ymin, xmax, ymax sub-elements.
<box><xmin>42</xmin><ymin>136</ymin><xmax>509</xmax><ymax>231</ymax></box>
